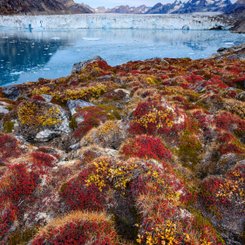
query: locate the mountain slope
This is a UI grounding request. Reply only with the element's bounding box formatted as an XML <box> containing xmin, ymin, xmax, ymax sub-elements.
<box><xmin>146</xmin><ymin>1</ymin><xmax>184</xmax><ymax>14</ymax></box>
<box><xmin>0</xmin><ymin>0</ymin><xmax>93</xmax><ymax>15</ymax></box>
<box><xmin>106</xmin><ymin>5</ymin><xmax>150</xmax><ymax>14</ymax></box>
<box><xmin>147</xmin><ymin>0</ymin><xmax>233</xmax><ymax>14</ymax></box>
<box><xmin>226</xmin><ymin>0</ymin><xmax>245</xmax><ymax>13</ymax></box>
<box><xmin>227</xmin><ymin>0</ymin><xmax>245</xmax><ymax>33</ymax></box>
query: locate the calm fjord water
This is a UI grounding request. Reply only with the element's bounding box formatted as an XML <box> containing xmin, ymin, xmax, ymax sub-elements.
<box><xmin>0</xmin><ymin>28</ymin><xmax>245</xmax><ymax>86</ymax></box>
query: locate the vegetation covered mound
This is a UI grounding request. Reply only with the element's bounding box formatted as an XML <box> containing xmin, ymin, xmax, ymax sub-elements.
<box><xmin>0</xmin><ymin>54</ymin><xmax>244</xmax><ymax>244</ymax></box>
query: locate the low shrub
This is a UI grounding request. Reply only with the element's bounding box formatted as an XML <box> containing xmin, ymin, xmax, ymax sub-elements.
<box><xmin>31</xmin><ymin>211</ymin><xmax>119</xmax><ymax>244</ymax></box>
<box><xmin>129</xmin><ymin>100</ymin><xmax>186</xmax><ymax>137</ymax></box>
<box><xmin>121</xmin><ymin>135</ymin><xmax>172</xmax><ymax>161</ymax></box>
<box><xmin>0</xmin><ymin>163</ymin><xmax>38</xmax><ymax>205</ymax></box>
<box><xmin>60</xmin><ymin>167</ymin><xmax>107</xmax><ymax>211</ymax></box>
<box><xmin>178</xmin><ymin>130</ymin><xmax>203</xmax><ymax>169</ymax></box>
<box><xmin>0</xmin><ymin>202</ymin><xmax>17</xmax><ymax>239</ymax></box>
<box><xmin>0</xmin><ymin>134</ymin><xmax>21</xmax><ymax>162</ymax></box>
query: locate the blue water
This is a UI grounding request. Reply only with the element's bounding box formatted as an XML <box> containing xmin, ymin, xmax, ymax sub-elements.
<box><xmin>0</xmin><ymin>28</ymin><xmax>245</xmax><ymax>86</ymax></box>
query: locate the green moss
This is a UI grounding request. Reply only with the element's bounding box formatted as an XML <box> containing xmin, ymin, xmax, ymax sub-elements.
<box><xmin>178</xmin><ymin>130</ymin><xmax>203</xmax><ymax>170</ymax></box>
<box><xmin>8</xmin><ymin>227</ymin><xmax>38</xmax><ymax>245</ymax></box>
<box><xmin>3</xmin><ymin>120</ymin><xmax>14</xmax><ymax>133</ymax></box>
<box><xmin>54</xmin><ymin>83</ymin><xmax>107</xmax><ymax>102</ymax></box>
<box><xmin>59</xmin><ymin>182</ymin><xmax>68</xmax><ymax>194</ymax></box>
<box><xmin>146</xmin><ymin>76</ymin><xmax>161</xmax><ymax>86</ymax></box>
<box><xmin>69</xmin><ymin>116</ymin><xmax>78</xmax><ymax>130</ymax></box>
<box><xmin>17</xmin><ymin>101</ymin><xmax>61</xmax><ymax>127</ymax></box>
<box><xmin>32</xmin><ymin>86</ymin><xmax>51</xmax><ymax>95</ymax></box>
<box><xmin>97</xmin><ymin>104</ymin><xmax>121</xmax><ymax>120</ymax></box>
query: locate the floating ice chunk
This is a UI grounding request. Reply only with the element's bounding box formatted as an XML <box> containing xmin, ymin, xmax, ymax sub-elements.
<box><xmin>51</xmin><ymin>37</ymin><xmax>61</xmax><ymax>40</ymax></box>
<box><xmin>225</xmin><ymin>42</ymin><xmax>234</xmax><ymax>45</ymax></box>
<box><xmin>11</xmin><ymin>71</ymin><xmax>23</xmax><ymax>75</ymax></box>
<box><xmin>82</xmin><ymin>37</ymin><xmax>101</xmax><ymax>41</ymax></box>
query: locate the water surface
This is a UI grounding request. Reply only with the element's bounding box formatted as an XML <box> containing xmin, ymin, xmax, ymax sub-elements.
<box><xmin>0</xmin><ymin>29</ymin><xmax>245</xmax><ymax>86</ymax></box>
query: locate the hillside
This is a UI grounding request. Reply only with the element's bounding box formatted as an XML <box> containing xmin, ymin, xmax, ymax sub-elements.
<box><xmin>0</xmin><ymin>47</ymin><xmax>244</xmax><ymax>244</ymax></box>
<box><xmin>146</xmin><ymin>0</ymin><xmax>233</xmax><ymax>14</ymax></box>
<box><xmin>105</xmin><ymin>5</ymin><xmax>150</xmax><ymax>14</ymax></box>
<box><xmin>225</xmin><ymin>0</ymin><xmax>245</xmax><ymax>33</ymax></box>
<box><xmin>0</xmin><ymin>0</ymin><xmax>93</xmax><ymax>15</ymax></box>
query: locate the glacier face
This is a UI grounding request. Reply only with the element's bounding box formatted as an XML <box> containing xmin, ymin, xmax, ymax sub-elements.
<box><xmin>0</xmin><ymin>13</ymin><xmax>230</xmax><ymax>30</ymax></box>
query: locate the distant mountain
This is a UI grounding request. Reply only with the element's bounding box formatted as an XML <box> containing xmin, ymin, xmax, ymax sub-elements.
<box><xmin>146</xmin><ymin>1</ymin><xmax>184</xmax><ymax>14</ymax></box>
<box><xmin>94</xmin><ymin>7</ymin><xmax>108</xmax><ymax>13</ymax></box>
<box><xmin>0</xmin><ymin>0</ymin><xmax>93</xmax><ymax>15</ymax></box>
<box><xmin>227</xmin><ymin>0</ymin><xmax>245</xmax><ymax>33</ymax></box>
<box><xmin>226</xmin><ymin>0</ymin><xmax>245</xmax><ymax>13</ymax></box>
<box><xmin>146</xmin><ymin>0</ymin><xmax>233</xmax><ymax>14</ymax></box>
<box><xmin>105</xmin><ymin>5</ymin><xmax>150</xmax><ymax>14</ymax></box>
<box><xmin>59</xmin><ymin>0</ymin><xmax>93</xmax><ymax>14</ymax></box>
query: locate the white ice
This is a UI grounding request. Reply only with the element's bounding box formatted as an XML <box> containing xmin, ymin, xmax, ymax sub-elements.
<box><xmin>0</xmin><ymin>13</ymin><xmax>230</xmax><ymax>31</ymax></box>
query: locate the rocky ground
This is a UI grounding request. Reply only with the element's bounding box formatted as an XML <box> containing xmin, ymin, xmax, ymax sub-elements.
<box><xmin>0</xmin><ymin>0</ymin><xmax>92</xmax><ymax>15</ymax></box>
<box><xmin>213</xmin><ymin>43</ymin><xmax>245</xmax><ymax>60</ymax></box>
<box><xmin>0</xmin><ymin>50</ymin><xmax>244</xmax><ymax>244</ymax></box>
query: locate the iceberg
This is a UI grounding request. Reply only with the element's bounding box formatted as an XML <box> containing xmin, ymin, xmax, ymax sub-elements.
<box><xmin>0</xmin><ymin>13</ymin><xmax>230</xmax><ymax>31</ymax></box>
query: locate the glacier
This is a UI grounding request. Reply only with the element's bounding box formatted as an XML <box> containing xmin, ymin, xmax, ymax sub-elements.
<box><xmin>0</xmin><ymin>13</ymin><xmax>230</xmax><ymax>30</ymax></box>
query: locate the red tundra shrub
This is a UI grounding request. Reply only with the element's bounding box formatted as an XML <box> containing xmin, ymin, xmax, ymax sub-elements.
<box><xmin>217</xmin><ymin>131</ymin><xmax>244</xmax><ymax>155</ymax></box>
<box><xmin>120</xmin><ymin>135</ymin><xmax>172</xmax><ymax>161</ymax></box>
<box><xmin>31</xmin><ymin>94</ymin><xmax>46</xmax><ymax>101</ymax></box>
<box><xmin>129</xmin><ymin>160</ymin><xmax>192</xmax><ymax>203</ymax></box>
<box><xmin>73</xmin><ymin>106</ymin><xmax>108</xmax><ymax>139</ymax></box>
<box><xmin>0</xmin><ymin>202</ymin><xmax>17</xmax><ymax>239</ymax></box>
<box><xmin>60</xmin><ymin>167</ymin><xmax>107</xmax><ymax>211</ymax></box>
<box><xmin>0</xmin><ymin>163</ymin><xmax>38</xmax><ymax>204</ymax></box>
<box><xmin>31</xmin><ymin>151</ymin><xmax>56</xmax><ymax>168</ymax></box>
<box><xmin>215</xmin><ymin>111</ymin><xmax>245</xmax><ymax>133</ymax></box>
<box><xmin>31</xmin><ymin>211</ymin><xmax>119</xmax><ymax>245</ymax></box>
<box><xmin>201</xmin><ymin>163</ymin><xmax>244</xmax><ymax>212</ymax></box>
<box><xmin>129</xmin><ymin>100</ymin><xmax>186</xmax><ymax>137</ymax></box>
<box><xmin>0</xmin><ymin>134</ymin><xmax>22</xmax><ymax>162</ymax></box>
<box><xmin>129</xmin><ymin>160</ymin><xmax>222</xmax><ymax>245</ymax></box>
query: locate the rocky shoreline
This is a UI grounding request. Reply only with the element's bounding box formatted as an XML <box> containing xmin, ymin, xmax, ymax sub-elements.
<box><xmin>0</xmin><ymin>48</ymin><xmax>244</xmax><ymax>244</ymax></box>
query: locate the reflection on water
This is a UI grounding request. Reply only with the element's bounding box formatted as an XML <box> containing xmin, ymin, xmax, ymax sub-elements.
<box><xmin>0</xmin><ymin>29</ymin><xmax>245</xmax><ymax>86</ymax></box>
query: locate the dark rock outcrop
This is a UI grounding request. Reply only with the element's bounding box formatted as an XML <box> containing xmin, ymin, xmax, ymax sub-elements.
<box><xmin>0</xmin><ymin>0</ymin><xmax>93</xmax><ymax>15</ymax></box>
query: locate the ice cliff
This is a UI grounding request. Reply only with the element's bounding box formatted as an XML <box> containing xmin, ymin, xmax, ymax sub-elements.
<box><xmin>0</xmin><ymin>13</ymin><xmax>230</xmax><ymax>30</ymax></box>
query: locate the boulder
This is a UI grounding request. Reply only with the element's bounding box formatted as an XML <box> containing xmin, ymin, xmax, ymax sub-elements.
<box><xmin>0</xmin><ymin>102</ymin><xmax>9</xmax><ymax>115</ymax></box>
<box><xmin>2</xmin><ymin>85</ymin><xmax>20</xmax><ymax>100</ymax></box>
<box><xmin>67</xmin><ymin>99</ymin><xmax>94</xmax><ymax>116</ymax></box>
<box><xmin>72</xmin><ymin>56</ymin><xmax>104</xmax><ymax>73</ymax></box>
<box><xmin>17</xmin><ymin>100</ymin><xmax>70</xmax><ymax>142</ymax></box>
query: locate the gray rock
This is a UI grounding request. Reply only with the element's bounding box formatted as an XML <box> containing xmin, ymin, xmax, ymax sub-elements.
<box><xmin>236</xmin><ymin>91</ymin><xmax>245</xmax><ymax>101</ymax></box>
<box><xmin>67</xmin><ymin>99</ymin><xmax>94</xmax><ymax>116</ymax></box>
<box><xmin>17</xmin><ymin>100</ymin><xmax>71</xmax><ymax>142</ymax></box>
<box><xmin>0</xmin><ymin>104</ymin><xmax>9</xmax><ymax>114</ymax></box>
<box><xmin>35</xmin><ymin>129</ymin><xmax>60</xmax><ymax>142</ymax></box>
<box><xmin>41</xmin><ymin>94</ymin><xmax>53</xmax><ymax>102</ymax></box>
<box><xmin>2</xmin><ymin>85</ymin><xmax>20</xmax><ymax>100</ymax></box>
<box><xmin>72</xmin><ymin>56</ymin><xmax>104</xmax><ymax>73</ymax></box>
<box><xmin>215</xmin><ymin>153</ymin><xmax>244</xmax><ymax>175</ymax></box>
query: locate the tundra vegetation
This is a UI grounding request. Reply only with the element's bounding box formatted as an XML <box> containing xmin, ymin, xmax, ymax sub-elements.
<box><xmin>0</xmin><ymin>55</ymin><xmax>244</xmax><ymax>244</ymax></box>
